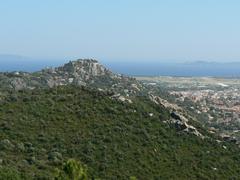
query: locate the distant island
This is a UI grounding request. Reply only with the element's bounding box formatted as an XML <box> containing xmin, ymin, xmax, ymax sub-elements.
<box><xmin>1</xmin><ymin>54</ymin><xmax>240</xmax><ymax>77</ymax></box>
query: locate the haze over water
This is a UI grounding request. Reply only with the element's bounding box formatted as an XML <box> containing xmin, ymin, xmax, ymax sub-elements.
<box><xmin>0</xmin><ymin>55</ymin><xmax>240</xmax><ymax>77</ymax></box>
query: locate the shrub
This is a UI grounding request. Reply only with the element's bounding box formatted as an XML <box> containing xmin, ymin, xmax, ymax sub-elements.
<box><xmin>55</xmin><ymin>159</ymin><xmax>88</xmax><ymax>180</ymax></box>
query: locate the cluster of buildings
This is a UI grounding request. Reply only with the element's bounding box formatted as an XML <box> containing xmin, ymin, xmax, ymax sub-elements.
<box><xmin>169</xmin><ymin>86</ymin><xmax>240</xmax><ymax>131</ymax></box>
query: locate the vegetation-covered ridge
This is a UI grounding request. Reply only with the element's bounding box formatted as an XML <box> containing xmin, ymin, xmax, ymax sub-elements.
<box><xmin>0</xmin><ymin>85</ymin><xmax>239</xmax><ymax>179</ymax></box>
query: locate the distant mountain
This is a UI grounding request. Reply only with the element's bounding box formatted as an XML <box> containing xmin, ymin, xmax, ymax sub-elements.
<box><xmin>183</xmin><ymin>60</ymin><xmax>240</xmax><ymax>65</ymax></box>
<box><xmin>106</xmin><ymin>60</ymin><xmax>240</xmax><ymax>77</ymax></box>
<box><xmin>183</xmin><ymin>60</ymin><xmax>219</xmax><ymax>65</ymax></box>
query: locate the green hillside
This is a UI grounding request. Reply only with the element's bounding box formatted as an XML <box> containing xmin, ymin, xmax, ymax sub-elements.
<box><xmin>0</xmin><ymin>86</ymin><xmax>239</xmax><ymax>179</ymax></box>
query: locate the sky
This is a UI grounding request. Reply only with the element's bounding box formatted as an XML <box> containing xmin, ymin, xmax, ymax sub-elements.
<box><xmin>0</xmin><ymin>0</ymin><xmax>240</xmax><ymax>62</ymax></box>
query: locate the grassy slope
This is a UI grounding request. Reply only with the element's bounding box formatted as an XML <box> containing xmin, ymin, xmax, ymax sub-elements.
<box><xmin>0</xmin><ymin>86</ymin><xmax>239</xmax><ymax>179</ymax></box>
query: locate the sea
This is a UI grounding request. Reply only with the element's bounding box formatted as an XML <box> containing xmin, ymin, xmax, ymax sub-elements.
<box><xmin>106</xmin><ymin>62</ymin><xmax>240</xmax><ymax>77</ymax></box>
<box><xmin>1</xmin><ymin>58</ymin><xmax>240</xmax><ymax>77</ymax></box>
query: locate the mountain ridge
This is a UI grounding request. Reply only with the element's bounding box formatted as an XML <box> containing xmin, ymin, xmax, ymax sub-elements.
<box><xmin>0</xmin><ymin>59</ymin><xmax>228</xmax><ymax>139</ymax></box>
<box><xmin>0</xmin><ymin>59</ymin><xmax>142</xmax><ymax>95</ymax></box>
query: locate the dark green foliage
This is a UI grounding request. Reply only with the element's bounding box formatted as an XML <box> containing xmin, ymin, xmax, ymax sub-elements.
<box><xmin>0</xmin><ymin>167</ymin><xmax>22</xmax><ymax>180</ymax></box>
<box><xmin>0</xmin><ymin>86</ymin><xmax>239</xmax><ymax>179</ymax></box>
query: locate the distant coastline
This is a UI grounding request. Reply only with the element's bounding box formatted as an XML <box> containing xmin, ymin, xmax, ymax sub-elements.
<box><xmin>0</xmin><ymin>55</ymin><xmax>240</xmax><ymax>77</ymax></box>
<box><xmin>107</xmin><ymin>62</ymin><xmax>240</xmax><ymax>77</ymax></box>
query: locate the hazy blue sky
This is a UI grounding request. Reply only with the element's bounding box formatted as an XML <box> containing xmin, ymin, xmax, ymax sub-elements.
<box><xmin>1</xmin><ymin>1</ymin><xmax>240</xmax><ymax>62</ymax></box>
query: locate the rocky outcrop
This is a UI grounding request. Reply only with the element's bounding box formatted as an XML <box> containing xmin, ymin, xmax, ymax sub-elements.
<box><xmin>9</xmin><ymin>77</ymin><xmax>28</xmax><ymax>90</ymax></box>
<box><xmin>55</xmin><ymin>59</ymin><xmax>114</xmax><ymax>80</ymax></box>
<box><xmin>149</xmin><ymin>94</ymin><xmax>204</xmax><ymax>138</ymax></box>
<box><xmin>39</xmin><ymin>59</ymin><xmax>113</xmax><ymax>87</ymax></box>
<box><xmin>170</xmin><ymin>112</ymin><xmax>203</xmax><ymax>138</ymax></box>
<box><xmin>149</xmin><ymin>94</ymin><xmax>182</xmax><ymax>111</ymax></box>
<box><xmin>0</xmin><ymin>59</ymin><xmax>142</xmax><ymax>95</ymax></box>
<box><xmin>111</xmin><ymin>93</ymin><xmax>133</xmax><ymax>103</ymax></box>
<box><xmin>219</xmin><ymin>134</ymin><xmax>238</xmax><ymax>144</ymax></box>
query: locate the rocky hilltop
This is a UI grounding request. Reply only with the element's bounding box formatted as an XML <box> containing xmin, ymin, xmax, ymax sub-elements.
<box><xmin>43</xmin><ymin>59</ymin><xmax>117</xmax><ymax>87</ymax></box>
<box><xmin>0</xmin><ymin>59</ymin><xmax>142</xmax><ymax>95</ymax></box>
<box><xmin>0</xmin><ymin>59</ymin><xmax>217</xmax><ymax>138</ymax></box>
